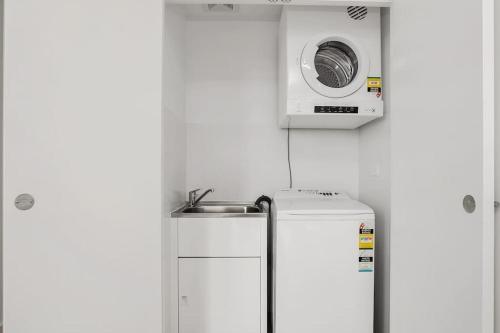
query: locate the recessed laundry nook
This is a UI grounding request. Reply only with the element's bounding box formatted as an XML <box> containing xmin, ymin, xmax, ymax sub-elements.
<box><xmin>164</xmin><ymin>3</ymin><xmax>387</xmax><ymax>333</ymax></box>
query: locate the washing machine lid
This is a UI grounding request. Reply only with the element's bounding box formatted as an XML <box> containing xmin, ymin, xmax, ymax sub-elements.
<box><xmin>273</xmin><ymin>189</ymin><xmax>374</xmax><ymax>216</ymax></box>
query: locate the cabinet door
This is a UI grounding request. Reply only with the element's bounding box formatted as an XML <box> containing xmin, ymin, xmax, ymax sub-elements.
<box><xmin>179</xmin><ymin>258</ymin><xmax>261</xmax><ymax>333</ymax></box>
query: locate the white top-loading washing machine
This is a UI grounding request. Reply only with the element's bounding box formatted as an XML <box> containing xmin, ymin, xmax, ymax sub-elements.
<box><xmin>272</xmin><ymin>189</ymin><xmax>375</xmax><ymax>333</ymax></box>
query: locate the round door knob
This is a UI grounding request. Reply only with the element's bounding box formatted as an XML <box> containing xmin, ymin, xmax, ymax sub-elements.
<box><xmin>463</xmin><ymin>195</ymin><xmax>476</xmax><ymax>213</ymax></box>
<box><xmin>15</xmin><ymin>193</ymin><xmax>35</xmax><ymax>211</ymax></box>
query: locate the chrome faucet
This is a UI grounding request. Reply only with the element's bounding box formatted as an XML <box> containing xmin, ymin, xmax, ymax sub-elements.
<box><xmin>188</xmin><ymin>188</ymin><xmax>214</xmax><ymax>207</ymax></box>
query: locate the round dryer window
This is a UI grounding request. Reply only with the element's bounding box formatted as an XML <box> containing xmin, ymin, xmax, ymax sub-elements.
<box><xmin>314</xmin><ymin>41</ymin><xmax>358</xmax><ymax>88</ymax></box>
<box><xmin>301</xmin><ymin>35</ymin><xmax>370</xmax><ymax>98</ymax></box>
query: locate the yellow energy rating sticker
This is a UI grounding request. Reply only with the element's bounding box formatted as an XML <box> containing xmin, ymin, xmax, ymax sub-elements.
<box><xmin>359</xmin><ymin>222</ymin><xmax>375</xmax><ymax>249</ymax></box>
<box><xmin>367</xmin><ymin>77</ymin><xmax>382</xmax><ymax>93</ymax></box>
<box><xmin>359</xmin><ymin>234</ymin><xmax>374</xmax><ymax>249</ymax></box>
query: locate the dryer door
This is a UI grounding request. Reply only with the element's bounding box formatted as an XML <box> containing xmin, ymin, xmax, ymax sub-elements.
<box><xmin>301</xmin><ymin>35</ymin><xmax>369</xmax><ymax>98</ymax></box>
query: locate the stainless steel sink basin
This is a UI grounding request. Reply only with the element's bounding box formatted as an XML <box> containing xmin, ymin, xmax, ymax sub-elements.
<box><xmin>171</xmin><ymin>201</ymin><xmax>266</xmax><ymax>218</ymax></box>
<box><xmin>182</xmin><ymin>205</ymin><xmax>261</xmax><ymax>214</ymax></box>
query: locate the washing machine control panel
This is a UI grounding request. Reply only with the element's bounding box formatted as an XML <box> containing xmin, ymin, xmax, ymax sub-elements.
<box><xmin>314</xmin><ymin>106</ymin><xmax>359</xmax><ymax>114</ymax></box>
<box><xmin>275</xmin><ymin>189</ymin><xmax>351</xmax><ymax>200</ymax></box>
<box><xmin>297</xmin><ymin>189</ymin><xmax>337</xmax><ymax>197</ymax></box>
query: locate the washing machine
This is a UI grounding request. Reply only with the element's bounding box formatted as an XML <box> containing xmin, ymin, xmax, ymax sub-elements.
<box><xmin>279</xmin><ymin>6</ymin><xmax>383</xmax><ymax>129</ymax></box>
<box><xmin>272</xmin><ymin>189</ymin><xmax>375</xmax><ymax>333</ymax></box>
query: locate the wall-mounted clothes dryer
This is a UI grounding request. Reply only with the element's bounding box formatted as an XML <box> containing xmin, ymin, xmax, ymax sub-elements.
<box><xmin>279</xmin><ymin>6</ymin><xmax>383</xmax><ymax>129</ymax></box>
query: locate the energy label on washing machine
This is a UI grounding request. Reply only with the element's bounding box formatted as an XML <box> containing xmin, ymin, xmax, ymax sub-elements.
<box><xmin>359</xmin><ymin>223</ymin><xmax>375</xmax><ymax>272</ymax></box>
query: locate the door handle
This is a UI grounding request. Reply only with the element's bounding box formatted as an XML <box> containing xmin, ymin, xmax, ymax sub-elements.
<box><xmin>15</xmin><ymin>193</ymin><xmax>35</xmax><ymax>210</ymax></box>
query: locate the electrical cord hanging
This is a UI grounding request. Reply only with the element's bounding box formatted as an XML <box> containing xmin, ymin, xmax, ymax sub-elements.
<box><xmin>287</xmin><ymin>127</ymin><xmax>293</xmax><ymax>189</ymax></box>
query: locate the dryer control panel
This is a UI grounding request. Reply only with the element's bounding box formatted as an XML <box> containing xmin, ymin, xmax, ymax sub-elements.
<box><xmin>314</xmin><ymin>106</ymin><xmax>359</xmax><ymax>114</ymax></box>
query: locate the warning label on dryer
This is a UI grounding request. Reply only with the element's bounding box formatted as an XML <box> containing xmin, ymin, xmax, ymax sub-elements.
<box><xmin>359</xmin><ymin>223</ymin><xmax>375</xmax><ymax>272</ymax></box>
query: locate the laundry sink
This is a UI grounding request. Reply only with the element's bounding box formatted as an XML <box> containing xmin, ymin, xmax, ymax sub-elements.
<box><xmin>182</xmin><ymin>205</ymin><xmax>261</xmax><ymax>214</ymax></box>
<box><xmin>171</xmin><ymin>202</ymin><xmax>266</xmax><ymax>217</ymax></box>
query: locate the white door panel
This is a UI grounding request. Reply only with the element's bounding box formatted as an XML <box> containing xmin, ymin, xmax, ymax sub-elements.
<box><xmin>390</xmin><ymin>0</ymin><xmax>494</xmax><ymax>333</ymax></box>
<box><xmin>3</xmin><ymin>0</ymin><xmax>163</xmax><ymax>332</ymax></box>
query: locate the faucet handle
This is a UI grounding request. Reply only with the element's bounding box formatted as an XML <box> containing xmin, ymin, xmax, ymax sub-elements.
<box><xmin>188</xmin><ymin>188</ymin><xmax>201</xmax><ymax>205</ymax></box>
<box><xmin>189</xmin><ymin>188</ymin><xmax>201</xmax><ymax>195</ymax></box>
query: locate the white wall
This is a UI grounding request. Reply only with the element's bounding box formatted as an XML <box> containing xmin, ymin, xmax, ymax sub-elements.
<box><xmin>0</xmin><ymin>0</ymin><xmax>4</xmax><ymax>326</ymax></box>
<box><xmin>164</xmin><ymin>6</ymin><xmax>187</xmax><ymax>212</ymax></box>
<box><xmin>184</xmin><ymin>19</ymin><xmax>359</xmax><ymax>201</ymax></box>
<box><xmin>164</xmin><ymin>5</ymin><xmax>187</xmax><ymax>333</ymax></box>
<box><xmin>494</xmin><ymin>0</ymin><xmax>500</xmax><ymax>330</ymax></box>
<box><xmin>358</xmin><ymin>8</ymin><xmax>391</xmax><ymax>333</ymax></box>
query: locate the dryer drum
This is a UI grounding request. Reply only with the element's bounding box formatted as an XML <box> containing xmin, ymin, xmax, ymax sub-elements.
<box><xmin>314</xmin><ymin>41</ymin><xmax>359</xmax><ymax>88</ymax></box>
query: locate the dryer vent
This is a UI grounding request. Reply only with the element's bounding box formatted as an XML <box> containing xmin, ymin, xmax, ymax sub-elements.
<box><xmin>347</xmin><ymin>6</ymin><xmax>368</xmax><ymax>20</ymax></box>
<box><xmin>205</xmin><ymin>4</ymin><xmax>239</xmax><ymax>12</ymax></box>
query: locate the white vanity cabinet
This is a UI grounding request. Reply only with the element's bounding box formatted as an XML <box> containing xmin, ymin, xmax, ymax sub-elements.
<box><xmin>172</xmin><ymin>216</ymin><xmax>268</xmax><ymax>333</ymax></box>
